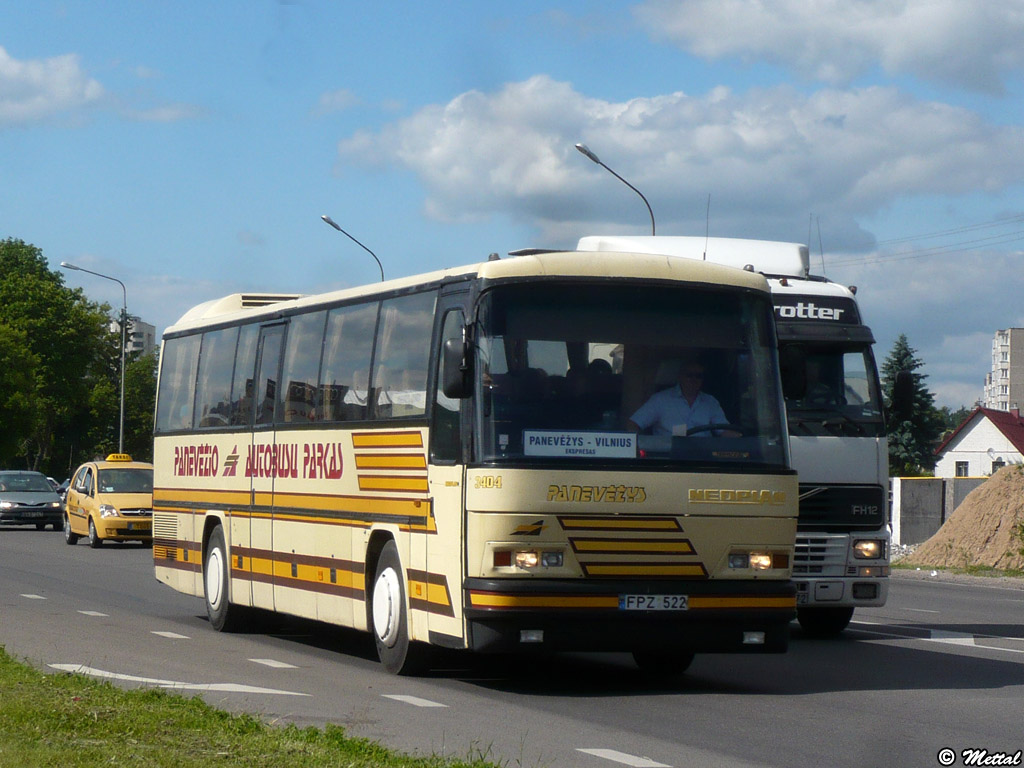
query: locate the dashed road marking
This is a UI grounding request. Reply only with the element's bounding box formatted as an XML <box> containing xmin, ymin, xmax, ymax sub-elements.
<box><xmin>577</xmin><ymin>748</ymin><xmax>671</xmax><ymax>767</ymax></box>
<box><xmin>249</xmin><ymin>658</ymin><xmax>298</xmax><ymax>669</ymax></box>
<box><xmin>48</xmin><ymin>664</ymin><xmax>310</xmax><ymax>696</ymax></box>
<box><xmin>151</xmin><ymin>631</ymin><xmax>190</xmax><ymax>639</ymax></box>
<box><xmin>382</xmin><ymin>694</ymin><xmax>448</xmax><ymax>708</ymax></box>
<box><xmin>78</xmin><ymin>610</ymin><xmax>108</xmax><ymax>617</ymax></box>
<box><xmin>20</xmin><ymin>594</ymin><xmax>46</xmax><ymax>600</ymax></box>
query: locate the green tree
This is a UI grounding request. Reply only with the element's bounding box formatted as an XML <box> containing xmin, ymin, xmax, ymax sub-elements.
<box><xmin>0</xmin><ymin>239</ymin><xmax>112</xmax><ymax>474</ymax></box>
<box><xmin>123</xmin><ymin>350</ymin><xmax>158</xmax><ymax>461</ymax></box>
<box><xmin>937</xmin><ymin>404</ymin><xmax>973</xmax><ymax>439</ymax></box>
<box><xmin>881</xmin><ymin>333</ymin><xmax>944</xmax><ymax>475</ymax></box>
<box><xmin>0</xmin><ymin>323</ymin><xmax>38</xmax><ymax>461</ymax></box>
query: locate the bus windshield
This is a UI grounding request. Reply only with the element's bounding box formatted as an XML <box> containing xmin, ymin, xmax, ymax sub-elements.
<box><xmin>785</xmin><ymin>346</ymin><xmax>884</xmax><ymax>437</ymax></box>
<box><xmin>474</xmin><ymin>282</ymin><xmax>786</xmax><ymax>467</ymax></box>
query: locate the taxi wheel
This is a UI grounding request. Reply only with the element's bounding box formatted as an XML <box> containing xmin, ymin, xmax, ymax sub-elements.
<box><xmin>367</xmin><ymin>540</ymin><xmax>428</xmax><ymax>675</ymax></box>
<box><xmin>63</xmin><ymin>515</ymin><xmax>79</xmax><ymax>545</ymax></box>
<box><xmin>88</xmin><ymin>518</ymin><xmax>103</xmax><ymax>548</ymax></box>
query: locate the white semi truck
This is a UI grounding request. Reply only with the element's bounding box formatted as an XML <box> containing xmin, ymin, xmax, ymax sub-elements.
<box><xmin>577</xmin><ymin>235</ymin><xmax>890</xmax><ymax>636</ymax></box>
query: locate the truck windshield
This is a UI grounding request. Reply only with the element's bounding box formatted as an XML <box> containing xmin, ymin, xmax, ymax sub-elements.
<box><xmin>473</xmin><ymin>282</ymin><xmax>786</xmax><ymax>467</ymax></box>
<box><xmin>785</xmin><ymin>346</ymin><xmax>884</xmax><ymax>437</ymax></box>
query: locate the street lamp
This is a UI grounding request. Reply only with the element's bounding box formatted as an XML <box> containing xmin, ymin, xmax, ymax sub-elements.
<box><xmin>321</xmin><ymin>215</ymin><xmax>385</xmax><ymax>282</ymax></box>
<box><xmin>60</xmin><ymin>261</ymin><xmax>127</xmax><ymax>454</ymax></box>
<box><xmin>574</xmin><ymin>143</ymin><xmax>656</xmax><ymax>235</ymax></box>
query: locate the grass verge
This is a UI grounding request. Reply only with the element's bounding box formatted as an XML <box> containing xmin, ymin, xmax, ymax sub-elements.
<box><xmin>892</xmin><ymin>561</ymin><xmax>1024</xmax><ymax>579</ymax></box>
<box><xmin>0</xmin><ymin>646</ymin><xmax>499</xmax><ymax>768</ymax></box>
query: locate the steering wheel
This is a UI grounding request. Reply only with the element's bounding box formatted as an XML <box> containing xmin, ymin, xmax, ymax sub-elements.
<box><xmin>684</xmin><ymin>422</ymin><xmax>739</xmax><ymax>436</ymax></box>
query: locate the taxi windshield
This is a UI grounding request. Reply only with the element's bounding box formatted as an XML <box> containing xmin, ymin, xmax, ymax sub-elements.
<box><xmin>97</xmin><ymin>468</ymin><xmax>153</xmax><ymax>494</ymax></box>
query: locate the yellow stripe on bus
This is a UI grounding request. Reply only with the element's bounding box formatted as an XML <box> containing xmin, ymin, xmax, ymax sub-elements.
<box><xmin>582</xmin><ymin>564</ymin><xmax>707</xmax><ymax>577</ymax></box>
<box><xmin>357</xmin><ymin>476</ymin><xmax>429</xmax><ymax>493</ymax></box>
<box><xmin>688</xmin><ymin>596</ymin><xmax>797</xmax><ymax>609</ymax></box>
<box><xmin>469</xmin><ymin>593</ymin><xmax>620</xmax><ymax>609</ymax></box>
<box><xmin>572</xmin><ymin>539</ymin><xmax>695</xmax><ymax>554</ymax></box>
<box><xmin>352</xmin><ymin>431</ymin><xmax>423</xmax><ymax>448</ymax></box>
<box><xmin>354</xmin><ymin>454</ymin><xmax>427</xmax><ymax>469</ymax></box>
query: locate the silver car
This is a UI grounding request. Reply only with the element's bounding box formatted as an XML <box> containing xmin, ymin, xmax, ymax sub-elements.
<box><xmin>0</xmin><ymin>471</ymin><xmax>63</xmax><ymax>531</ymax></box>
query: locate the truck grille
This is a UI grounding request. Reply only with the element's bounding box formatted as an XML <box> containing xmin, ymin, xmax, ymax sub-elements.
<box><xmin>793</xmin><ymin>534</ymin><xmax>850</xmax><ymax>576</ymax></box>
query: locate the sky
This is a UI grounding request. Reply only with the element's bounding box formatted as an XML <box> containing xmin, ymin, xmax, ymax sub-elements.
<box><xmin>3</xmin><ymin>0</ymin><xmax>1023</xmax><ymax>409</ymax></box>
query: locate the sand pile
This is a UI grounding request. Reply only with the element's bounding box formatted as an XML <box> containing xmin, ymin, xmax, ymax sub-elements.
<box><xmin>902</xmin><ymin>464</ymin><xmax>1024</xmax><ymax>571</ymax></box>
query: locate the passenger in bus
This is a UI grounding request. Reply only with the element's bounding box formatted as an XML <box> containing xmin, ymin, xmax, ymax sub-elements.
<box><xmin>628</xmin><ymin>358</ymin><xmax>737</xmax><ymax>437</ymax></box>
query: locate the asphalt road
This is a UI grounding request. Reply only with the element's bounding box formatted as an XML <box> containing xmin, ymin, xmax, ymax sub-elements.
<box><xmin>1</xmin><ymin>527</ymin><xmax>1022</xmax><ymax>768</ymax></box>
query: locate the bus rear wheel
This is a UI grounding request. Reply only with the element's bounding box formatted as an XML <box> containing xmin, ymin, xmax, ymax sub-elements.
<box><xmin>797</xmin><ymin>606</ymin><xmax>854</xmax><ymax>638</ymax></box>
<box><xmin>368</xmin><ymin>540</ymin><xmax>427</xmax><ymax>675</ymax></box>
<box><xmin>204</xmin><ymin>525</ymin><xmax>245</xmax><ymax>632</ymax></box>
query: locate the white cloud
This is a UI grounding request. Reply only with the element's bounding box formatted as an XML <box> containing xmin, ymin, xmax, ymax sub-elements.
<box><xmin>337</xmin><ymin>75</ymin><xmax>1024</xmax><ymax>246</ymax></box>
<box><xmin>0</xmin><ymin>45</ymin><xmax>104</xmax><ymax>126</ymax></box>
<box><xmin>633</xmin><ymin>0</ymin><xmax>1024</xmax><ymax>93</ymax></box>
<box><xmin>313</xmin><ymin>88</ymin><xmax>358</xmax><ymax>116</ymax></box>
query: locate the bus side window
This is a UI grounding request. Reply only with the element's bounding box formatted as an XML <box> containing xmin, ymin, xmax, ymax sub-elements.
<box><xmin>229</xmin><ymin>324</ymin><xmax>260</xmax><ymax>427</ymax></box>
<box><xmin>155</xmin><ymin>335</ymin><xmax>201</xmax><ymax>433</ymax></box>
<box><xmin>371</xmin><ymin>291</ymin><xmax>437</xmax><ymax>420</ymax></box>
<box><xmin>279</xmin><ymin>311</ymin><xmax>327</xmax><ymax>423</ymax></box>
<box><xmin>320</xmin><ymin>302</ymin><xmax>378</xmax><ymax>422</ymax></box>
<box><xmin>431</xmin><ymin>309</ymin><xmax>464</xmax><ymax>463</ymax></box>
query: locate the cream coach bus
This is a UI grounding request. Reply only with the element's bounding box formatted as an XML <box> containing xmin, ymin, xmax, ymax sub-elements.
<box><xmin>153</xmin><ymin>249</ymin><xmax>799</xmax><ymax>675</ymax></box>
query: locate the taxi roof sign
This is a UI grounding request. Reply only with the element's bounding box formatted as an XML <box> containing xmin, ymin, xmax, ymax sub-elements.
<box><xmin>105</xmin><ymin>453</ymin><xmax>133</xmax><ymax>462</ymax></box>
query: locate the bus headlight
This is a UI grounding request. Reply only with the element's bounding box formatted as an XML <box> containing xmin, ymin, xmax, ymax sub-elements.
<box><xmin>99</xmin><ymin>504</ymin><xmax>120</xmax><ymax>518</ymax></box>
<box><xmin>493</xmin><ymin>548</ymin><xmax>565</xmax><ymax>570</ymax></box>
<box><xmin>729</xmin><ymin>552</ymin><xmax>787</xmax><ymax>570</ymax></box>
<box><xmin>853</xmin><ymin>539</ymin><xmax>884</xmax><ymax>559</ymax></box>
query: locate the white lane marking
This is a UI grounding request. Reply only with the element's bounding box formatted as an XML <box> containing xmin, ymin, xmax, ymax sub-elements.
<box><xmin>929</xmin><ymin>630</ymin><xmax>975</xmax><ymax>646</ymax></box>
<box><xmin>906</xmin><ymin>608</ymin><xmax>941</xmax><ymax>614</ymax></box>
<box><xmin>78</xmin><ymin>610</ymin><xmax>108</xmax><ymax>617</ymax></box>
<box><xmin>48</xmin><ymin>664</ymin><xmax>310</xmax><ymax>696</ymax></box>
<box><xmin>151</xmin><ymin>631</ymin><xmax>190</xmax><ymax>639</ymax></box>
<box><xmin>577</xmin><ymin>749</ymin><xmax>671</xmax><ymax>767</ymax></box>
<box><xmin>20</xmin><ymin>594</ymin><xmax>46</xmax><ymax>600</ymax></box>
<box><xmin>249</xmin><ymin>658</ymin><xmax>298</xmax><ymax>669</ymax></box>
<box><xmin>381</xmin><ymin>694</ymin><xmax>448</xmax><ymax>708</ymax></box>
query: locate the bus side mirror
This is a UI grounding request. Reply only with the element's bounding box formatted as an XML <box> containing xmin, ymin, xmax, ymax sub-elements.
<box><xmin>892</xmin><ymin>370</ymin><xmax>913</xmax><ymax>416</ymax></box>
<box><xmin>779</xmin><ymin>344</ymin><xmax>807</xmax><ymax>400</ymax></box>
<box><xmin>442</xmin><ymin>337</ymin><xmax>473</xmax><ymax>399</ymax></box>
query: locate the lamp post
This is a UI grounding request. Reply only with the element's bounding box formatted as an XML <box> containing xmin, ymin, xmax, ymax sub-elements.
<box><xmin>574</xmin><ymin>143</ymin><xmax>656</xmax><ymax>235</ymax></box>
<box><xmin>60</xmin><ymin>262</ymin><xmax>127</xmax><ymax>454</ymax></box>
<box><xmin>321</xmin><ymin>215</ymin><xmax>385</xmax><ymax>282</ymax></box>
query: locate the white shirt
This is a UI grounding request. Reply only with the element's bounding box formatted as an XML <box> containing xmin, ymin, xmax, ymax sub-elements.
<box><xmin>630</xmin><ymin>386</ymin><xmax>728</xmax><ymax>437</ymax></box>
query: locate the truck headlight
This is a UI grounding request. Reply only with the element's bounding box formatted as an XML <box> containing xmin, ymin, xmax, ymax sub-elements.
<box><xmin>853</xmin><ymin>539</ymin><xmax>884</xmax><ymax>559</ymax></box>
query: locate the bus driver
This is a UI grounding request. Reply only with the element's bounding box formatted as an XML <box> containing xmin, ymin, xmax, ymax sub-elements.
<box><xmin>628</xmin><ymin>358</ymin><xmax>735</xmax><ymax>437</ymax></box>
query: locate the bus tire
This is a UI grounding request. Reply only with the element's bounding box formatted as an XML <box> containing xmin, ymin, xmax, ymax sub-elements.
<box><xmin>204</xmin><ymin>525</ymin><xmax>244</xmax><ymax>632</ymax></box>
<box><xmin>88</xmin><ymin>518</ymin><xmax>103</xmax><ymax>548</ymax></box>
<box><xmin>63</xmin><ymin>515</ymin><xmax>79</xmax><ymax>545</ymax></box>
<box><xmin>368</xmin><ymin>540</ymin><xmax>427</xmax><ymax>675</ymax></box>
<box><xmin>632</xmin><ymin>649</ymin><xmax>695</xmax><ymax>677</ymax></box>
<box><xmin>797</xmin><ymin>606</ymin><xmax>854</xmax><ymax>638</ymax></box>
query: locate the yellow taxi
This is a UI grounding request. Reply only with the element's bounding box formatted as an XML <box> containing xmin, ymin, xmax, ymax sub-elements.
<box><xmin>64</xmin><ymin>454</ymin><xmax>154</xmax><ymax>548</ymax></box>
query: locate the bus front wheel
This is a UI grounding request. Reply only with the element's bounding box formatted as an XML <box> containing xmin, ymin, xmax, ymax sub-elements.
<box><xmin>368</xmin><ymin>540</ymin><xmax>427</xmax><ymax>675</ymax></box>
<box><xmin>204</xmin><ymin>525</ymin><xmax>244</xmax><ymax>632</ymax></box>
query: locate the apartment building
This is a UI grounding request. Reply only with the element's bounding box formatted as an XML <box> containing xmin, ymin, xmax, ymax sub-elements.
<box><xmin>983</xmin><ymin>328</ymin><xmax>1024</xmax><ymax>411</ymax></box>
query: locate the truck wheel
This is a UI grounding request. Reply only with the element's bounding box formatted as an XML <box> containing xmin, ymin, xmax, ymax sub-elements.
<box><xmin>204</xmin><ymin>525</ymin><xmax>245</xmax><ymax>631</ymax></box>
<box><xmin>63</xmin><ymin>515</ymin><xmax>79</xmax><ymax>545</ymax></box>
<box><xmin>797</xmin><ymin>606</ymin><xmax>854</xmax><ymax>637</ymax></box>
<box><xmin>368</xmin><ymin>540</ymin><xmax>428</xmax><ymax>675</ymax></box>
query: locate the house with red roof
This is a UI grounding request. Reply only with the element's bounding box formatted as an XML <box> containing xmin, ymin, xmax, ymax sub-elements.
<box><xmin>933</xmin><ymin>407</ymin><xmax>1024</xmax><ymax>478</ymax></box>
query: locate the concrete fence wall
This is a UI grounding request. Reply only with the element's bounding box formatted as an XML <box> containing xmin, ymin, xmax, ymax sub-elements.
<box><xmin>890</xmin><ymin>476</ymin><xmax>988</xmax><ymax>545</ymax></box>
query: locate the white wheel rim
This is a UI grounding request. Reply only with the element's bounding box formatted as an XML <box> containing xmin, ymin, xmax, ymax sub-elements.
<box><xmin>206</xmin><ymin>547</ymin><xmax>225</xmax><ymax>610</ymax></box>
<box><xmin>372</xmin><ymin>567</ymin><xmax>402</xmax><ymax>647</ymax></box>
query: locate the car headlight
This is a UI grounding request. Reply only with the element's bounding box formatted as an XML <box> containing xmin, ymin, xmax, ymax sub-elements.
<box><xmin>853</xmin><ymin>539</ymin><xmax>884</xmax><ymax>559</ymax></box>
<box><xmin>0</xmin><ymin>501</ymin><xmax>13</xmax><ymax>509</ymax></box>
<box><xmin>99</xmin><ymin>504</ymin><xmax>120</xmax><ymax>518</ymax></box>
<box><xmin>49</xmin><ymin>502</ymin><xmax>60</xmax><ymax>508</ymax></box>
